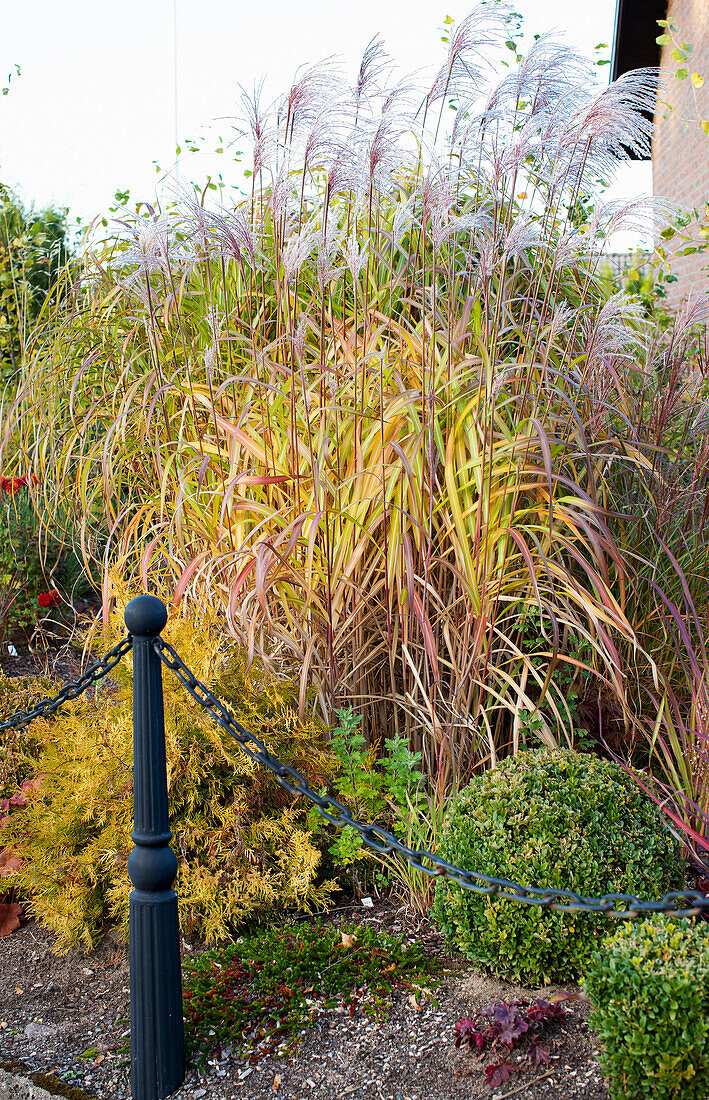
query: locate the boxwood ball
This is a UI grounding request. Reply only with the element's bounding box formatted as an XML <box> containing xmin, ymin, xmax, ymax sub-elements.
<box><xmin>432</xmin><ymin>748</ymin><xmax>682</xmax><ymax>983</ymax></box>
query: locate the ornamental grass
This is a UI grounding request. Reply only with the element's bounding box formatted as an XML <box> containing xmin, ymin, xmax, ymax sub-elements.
<box><xmin>5</xmin><ymin>6</ymin><xmax>709</xmax><ymax>815</ymax></box>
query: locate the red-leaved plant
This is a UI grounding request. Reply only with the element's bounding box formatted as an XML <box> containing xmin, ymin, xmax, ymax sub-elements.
<box><xmin>454</xmin><ymin>998</ymin><xmax>568</xmax><ymax>1089</ymax></box>
<box><xmin>37</xmin><ymin>589</ymin><xmax>60</xmax><ymax>609</ymax></box>
<box><xmin>0</xmin><ymin>777</ymin><xmax>44</xmax><ymax>937</ymax></box>
<box><xmin>0</xmin><ymin>846</ymin><xmax>23</xmax><ymax>937</ymax></box>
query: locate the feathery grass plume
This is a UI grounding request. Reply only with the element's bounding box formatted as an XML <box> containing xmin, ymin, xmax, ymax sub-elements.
<box><xmin>9</xmin><ymin>6</ymin><xmax>690</xmax><ymax>786</ymax></box>
<box><xmin>353</xmin><ymin>36</ymin><xmax>392</xmax><ymax>113</ymax></box>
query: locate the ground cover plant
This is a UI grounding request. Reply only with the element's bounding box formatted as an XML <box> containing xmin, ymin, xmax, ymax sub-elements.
<box><xmin>432</xmin><ymin>748</ymin><xmax>682</xmax><ymax>982</ymax></box>
<box><xmin>7</xmin><ymin>2</ymin><xmax>682</xmax><ymax>792</ymax></box>
<box><xmin>182</xmin><ymin>919</ymin><xmax>440</xmax><ymax>1063</ymax></box>
<box><xmin>0</xmin><ymin>590</ymin><xmax>337</xmax><ymax>949</ymax></box>
<box><xmin>584</xmin><ymin>916</ymin><xmax>709</xmax><ymax>1100</ymax></box>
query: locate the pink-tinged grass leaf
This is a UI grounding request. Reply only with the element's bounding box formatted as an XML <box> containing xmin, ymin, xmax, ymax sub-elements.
<box><xmin>171</xmin><ymin>552</ymin><xmax>209</xmax><ymax>609</ymax></box>
<box><xmin>140</xmin><ymin>535</ymin><xmax>162</xmax><ymax>592</ymax></box>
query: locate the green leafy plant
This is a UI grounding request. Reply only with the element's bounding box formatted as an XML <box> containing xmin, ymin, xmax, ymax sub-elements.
<box><xmin>655</xmin><ymin>17</ymin><xmax>707</xmax><ymax>130</ymax></box>
<box><xmin>514</xmin><ymin>607</ymin><xmax>595</xmax><ymax>753</ymax></box>
<box><xmin>325</xmin><ymin>709</ymin><xmax>423</xmax><ymax>850</ymax></box>
<box><xmin>432</xmin><ymin>748</ymin><xmax>682</xmax><ymax>983</ymax></box>
<box><xmin>309</xmin><ymin>708</ymin><xmax>381</xmax><ymax>895</ymax></box>
<box><xmin>585</xmin><ymin>916</ymin><xmax>709</xmax><ymax>1099</ymax></box>
<box><xmin>182</xmin><ymin>919</ymin><xmax>440</xmax><ymax>1064</ymax></box>
<box><xmin>329</xmin><ymin>707</ymin><xmax>385</xmax><ymax>819</ymax></box>
<box><xmin>0</xmin><ymin>188</ymin><xmax>69</xmax><ymax>379</ymax></box>
<box><xmin>312</xmin><ymin>706</ymin><xmax>444</xmax><ymax>913</ymax></box>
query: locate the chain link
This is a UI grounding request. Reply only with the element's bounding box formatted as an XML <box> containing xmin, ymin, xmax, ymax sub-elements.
<box><xmin>0</xmin><ymin>635</ymin><xmax>133</xmax><ymax>732</ymax></box>
<box><xmin>154</xmin><ymin>637</ymin><xmax>709</xmax><ymax>919</ymax></box>
<box><xmin>4</xmin><ymin>627</ymin><xmax>708</xmax><ymax>920</ymax></box>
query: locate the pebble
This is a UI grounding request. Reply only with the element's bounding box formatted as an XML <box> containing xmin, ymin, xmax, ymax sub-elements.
<box><xmin>23</xmin><ymin>1023</ymin><xmax>57</xmax><ymax>1039</ymax></box>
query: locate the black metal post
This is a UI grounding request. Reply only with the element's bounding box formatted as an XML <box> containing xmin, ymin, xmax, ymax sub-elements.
<box><xmin>125</xmin><ymin>595</ymin><xmax>185</xmax><ymax>1100</ymax></box>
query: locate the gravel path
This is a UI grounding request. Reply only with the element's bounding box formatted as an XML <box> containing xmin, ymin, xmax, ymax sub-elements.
<box><xmin>0</xmin><ymin>909</ymin><xmax>609</xmax><ymax>1100</ymax></box>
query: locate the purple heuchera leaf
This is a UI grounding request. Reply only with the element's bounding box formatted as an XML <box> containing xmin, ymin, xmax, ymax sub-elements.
<box><xmin>527</xmin><ymin>998</ymin><xmax>566</xmax><ymax>1023</ymax></box>
<box><xmin>481</xmin><ymin>1001</ymin><xmax>529</xmax><ymax>1047</ymax></box>
<box><xmin>456</xmin><ymin>995</ymin><xmax>567</xmax><ymax>1082</ymax></box>
<box><xmin>485</xmin><ymin>1062</ymin><xmax>514</xmax><ymax>1088</ymax></box>
<box><xmin>528</xmin><ymin>1041</ymin><xmax>551</xmax><ymax>1066</ymax></box>
<box><xmin>498</xmin><ymin>1016</ymin><xmax>528</xmax><ymax>1047</ymax></box>
<box><xmin>470</xmin><ymin>1031</ymin><xmax>486</xmax><ymax>1052</ymax></box>
<box><xmin>485</xmin><ymin>1001</ymin><xmax>523</xmax><ymax>1022</ymax></box>
<box><xmin>453</xmin><ymin>1017</ymin><xmax>486</xmax><ymax>1052</ymax></box>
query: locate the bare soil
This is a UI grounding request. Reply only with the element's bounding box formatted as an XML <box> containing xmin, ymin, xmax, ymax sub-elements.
<box><xmin>0</xmin><ymin>905</ymin><xmax>609</xmax><ymax>1100</ymax></box>
<box><xmin>0</xmin><ymin>635</ymin><xmax>88</xmax><ymax>685</ymax></box>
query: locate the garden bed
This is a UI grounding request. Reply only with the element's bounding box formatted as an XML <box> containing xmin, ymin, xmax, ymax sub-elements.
<box><xmin>0</xmin><ymin>637</ymin><xmax>88</xmax><ymax>685</ymax></box>
<box><xmin>0</xmin><ymin>905</ymin><xmax>608</xmax><ymax>1100</ymax></box>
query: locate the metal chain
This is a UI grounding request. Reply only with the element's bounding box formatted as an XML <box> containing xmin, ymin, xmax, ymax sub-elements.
<box><xmin>0</xmin><ymin>635</ymin><xmax>133</xmax><ymax>732</ymax></box>
<box><xmin>154</xmin><ymin>637</ymin><xmax>709</xmax><ymax>919</ymax></box>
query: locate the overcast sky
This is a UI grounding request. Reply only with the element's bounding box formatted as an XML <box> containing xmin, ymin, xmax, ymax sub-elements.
<box><xmin>0</xmin><ymin>0</ymin><xmax>651</xmax><ymax>241</ymax></box>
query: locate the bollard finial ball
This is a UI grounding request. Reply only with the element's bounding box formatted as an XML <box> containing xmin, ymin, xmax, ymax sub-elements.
<box><xmin>124</xmin><ymin>594</ymin><xmax>168</xmax><ymax>637</ymax></box>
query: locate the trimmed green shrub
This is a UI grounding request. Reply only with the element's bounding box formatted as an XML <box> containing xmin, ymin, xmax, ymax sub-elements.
<box><xmin>432</xmin><ymin>748</ymin><xmax>681</xmax><ymax>983</ymax></box>
<box><xmin>584</xmin><ymin>917</ymin><xmax>709</xmax><ymax>1099</ymax></box>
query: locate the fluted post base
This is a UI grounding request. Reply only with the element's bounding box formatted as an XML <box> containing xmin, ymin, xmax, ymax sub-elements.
<box><xmin>125</xmin><ymin>595</ymin><xmax>185</xmax><ymax>1100</ymax></box>
<box><xmin>129</xmin><ymin>889</ymin><xmax>185</xmax><ymax>1100</ymax></box>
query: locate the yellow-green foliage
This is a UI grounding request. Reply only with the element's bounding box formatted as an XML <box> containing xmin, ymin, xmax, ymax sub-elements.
<box><xmin>0</xmin><ymin>673</ymin><xmax>57</xmax><ymax>797</ymax></box>
<box><xmin>0</xmin><ymin>599</ymin><xmax>336</xmax><ymax>950</ymax></box>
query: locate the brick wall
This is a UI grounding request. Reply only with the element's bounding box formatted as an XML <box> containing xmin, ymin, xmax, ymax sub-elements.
<box><xmin>653</xmin><ymin>0</ymin><xmax>709</xmax><ymax>304</ymax></box>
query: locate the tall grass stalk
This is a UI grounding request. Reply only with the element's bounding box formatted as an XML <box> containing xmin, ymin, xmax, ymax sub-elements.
<box><xmin>7</xmin><ymin>7</ymin><xmax>678</xmax><ymax>778</ymax></box>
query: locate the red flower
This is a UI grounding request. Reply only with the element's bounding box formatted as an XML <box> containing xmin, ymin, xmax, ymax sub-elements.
<box><xmin>1</xmin><ymin>475</ymin><xmax>27</xmax><ymax>494</ymax></box>
<box><xmin>37</xmin><ymin>589</ymin><xmax>60</xmax><ymax>608</ymax></box>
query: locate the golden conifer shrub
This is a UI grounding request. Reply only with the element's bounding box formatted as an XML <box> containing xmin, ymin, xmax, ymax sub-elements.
<box><xmin>0</xmin><ymin>673</ymin><xmax>56</xmax><ymax>798</ymax></box>
<box><xmin>0</xmin><ymin>595</ymin><xmax>336</xmax><ymax>950</ymax></box>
